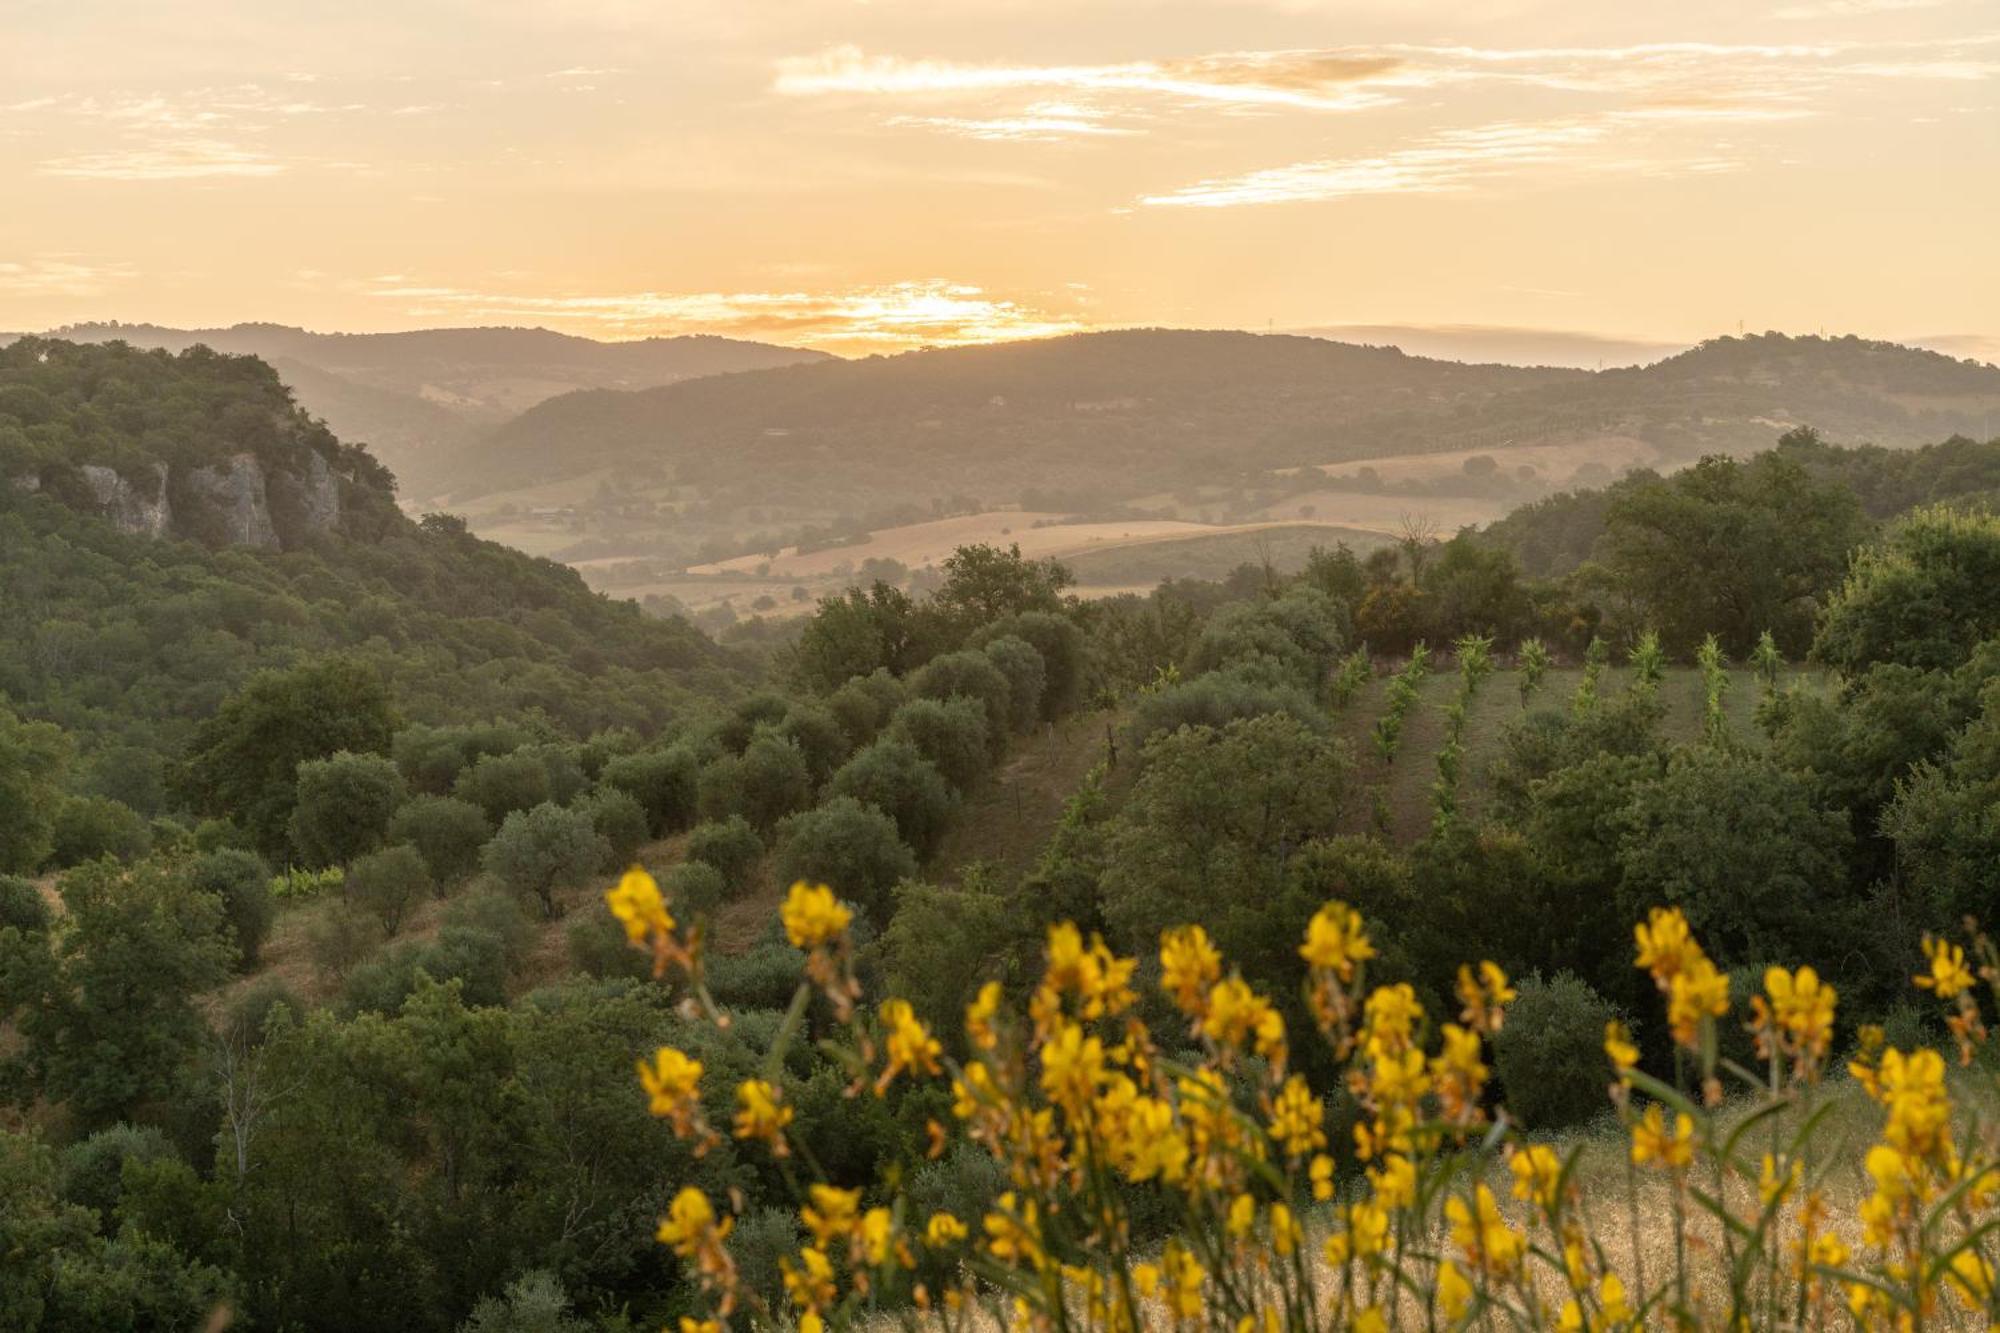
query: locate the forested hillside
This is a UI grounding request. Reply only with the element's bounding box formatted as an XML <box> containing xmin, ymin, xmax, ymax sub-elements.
<box><xmin>11</xmin><ymin>336</ymin><xmax>2000</xmax><ymax>1330</ymax></box>
<box><xmin>0</xmin><ymin>339</ymin><xmax>738</xmax><ymax>847</ymax></box>
<box><xmin>27</xmin><ymin>322</ymin><xmax>832</xmax><ymax>479</ymax></box>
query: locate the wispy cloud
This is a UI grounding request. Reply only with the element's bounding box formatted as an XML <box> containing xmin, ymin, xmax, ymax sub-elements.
<box><xmin>887</xmin><ymin>102</ymin><xmax>1139</xmax><ymax>141</ymax></box>
<box><xmin>775</xmin><ymin>45</ymin><xmax>1403</xmax><ymax>113</ymax></box>
<box><xmin>42</xmin><ymin>142</ymin><xmax>285</xmax><ymax>180</ymax></box>
<box><xmin>365</xmin><ymin>278</ymin><xmax>1090</xmax><ymax>350</ymax></box>
<box><xmin>0</xmin><ymin>256</ymin><xmax>136</xmax><ymax>297</ymax></box>
<box><xmin>1141</xmin><ymin>118</ymin><xmax>1614</xmax><ymax>208</ymax></box>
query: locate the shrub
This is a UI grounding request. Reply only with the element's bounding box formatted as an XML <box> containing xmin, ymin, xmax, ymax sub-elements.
<box><xmin>825</xmin><ymin>738</ymin><xmax>956</xmax><ymax>857</ymax></box>
<box><xmin>1490</xmin><ymin>971</ymin><xmax>1623</xmax><ymax>1131</ymax></box>
<box><xmin>289</xmin><ymin>751</ymin><xmax>407</xmax><ymax>868</ymax></box>
<box><xmin>886</xmin><ymin>696</ymin><xmax>991</xmax><ymax>792</ymax></box>
<box><xmin>302</xmin><ymin>898</ymin><xmax>381</xmax><ymax>983</ymax></box>
<box><xmin>60</xmin><ymin>1124</ymin><xmax>180</xmax><ymax>1225</ymax></box>
<box><xmin>980</xmin><ymin>635</ymin><xmax>1047</xmax><ymax>734</ymax></box>
<box><xmin>187</xmin><ymin>848</ymin><xmax>273</xmax><ymax>969</ymax></box>
<box><xmin>343</xmin><ymin>927</ymin><xmax>509</xmax><ymax>1013</ymax></box>
<box><xmin>684</xmin><ymin>816</ymin><xmax>764</xmax><ymax>895</ymax></box>
<box><xmin>483</xmin><ymin>802</ymin><xmax>608</xmax><ymax>919</ymax></box>
<box><xmin>459</xmin><ymin>1270</ymin><xmax>590</xmax><ymax>1333</ymax></box>
<box><xmin>699</xmin><ymin>735</ymin><xmax>813</xmax><ymax>832</ymax></box>
<box><xmin>346</xmin><ymin>844</ymin><xmax>432</xmax><ymax>937</ymax></box>
<box><xmin>387</xmin><ymin>795</ymin><xmax>490</xmax><ymax>889</ymax></box>
<box><xmin>909</xmin><ymin>651</ymin><xmax>1013</xmax><ymax>756</ymax></box>
<box><xmin>575</xmin><ymin>786</ymin><xmax>649</xmax><ymax>870</ymax></box>
<box><xmin>1126</xmin><ymin>667</ymin><xmax>1324</xmax><ymax>748</ymax></box>
<box><xmin>453</xmin><ymin>751</ymin><xmax>552</xmax><ymax>825</ymax></box>
<box><xmin>705</xmin><ymin>939</ymin><xmax>808</xmax><ymax>1012</ymax></box>
<box><xmin>776</xmin><ymin>704</ymin><xmax>852</xmax><ymax>784</ymax></box>
<box><xmin>665</xmin><ymin>860</ymin><xmax>731</xmax><ymax>917</ymax></box>
<box><xmin>566</xmin><ymin>913</ymin><xmax>650</xmax><ymax>980</ymax></box>
<box><xmin>49</xmin><ymin>796</ymin><xmax>152</xmax><ymax>867</ymax></box>
<box><xmin>772</xmin><ymin>797</ymin><xmax>917</xmax><ymax>925</ymax></box>
<box><xmin>969</xmin><ymin>611</ymin><xmax>1085</xmax><ymax>720</ymax></box>
<box><xmin>826</xmin><ymin>669</ymin><xmax>906</xmax><ymax>746</ymax></box>
<box><xmin>271</xmin><ymin>864</ymin><xmax>344</xmax><ymax>901</ymax></box>
<box><xmin>442</xmin><ymin>889</ymin><xmax>536</xmax><ymax>969</ymax></box>
<box><xmin>599</xmin><ymin>745</ymin><xmax>700</xmax><ymax>835</ymax></box>
<box><xmin>0</xmin><ymin>873</ymin><xmax>51</xmax><ymax>934</ymax></box>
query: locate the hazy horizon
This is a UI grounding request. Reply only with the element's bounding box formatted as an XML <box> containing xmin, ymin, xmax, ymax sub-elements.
<box><xmin>4</xmin><ymin>0</ymin><xmax>1997</xmax><ymax>355</ymax></box>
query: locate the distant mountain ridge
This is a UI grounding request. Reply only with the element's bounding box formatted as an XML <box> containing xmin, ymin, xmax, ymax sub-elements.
<box><xmin>439</xmin><ymin>328</ymin><xmax>2000</xmax><ymax>511</ymax></box>
<box><xmin>20</xmin><ymin>321</ymin><xmax>833</xmax><ymax>479</ymax></box>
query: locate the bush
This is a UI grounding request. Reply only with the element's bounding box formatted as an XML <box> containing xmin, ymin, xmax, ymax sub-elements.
<box><xmin>969</xmin><ymin>611</ymin><xmax>1085</xmax><ymax>720</ymax></box>
<box><xmin>699</xmin><ymin>734</ymin><xmax>813</xmax><ymax>832</ymax></box>
<box><xmin>271</xmin><ymin>864</ymin><xmax>344</xmax><ymax>901</ymax></box>
<box><xmin>886</xmin><ymin>696</ymin><xmax>991</xmax><ymax>793</ymax></box>
<box><xmin>565</xmin><ymin>913</ymin><xmax>650</xmax><ymax>980</ymax></box>
<box><xmin>776</xmin><ymin>704</ymin><xmax>852</xmax><ymax>784</ymax></box>
<box><xmin>459</xmin><ymin>1269</ymin><xmax>590</xmax><ymax>1333</ymax></box>
<box><xmin>980</xmin><ymin>635</ymin><xmax>1048</xmax><ymax>734</ymax></box>
<box><xmin>344</xmin><ymin>926</ymin><xmax>510</xmax><ymax>1013</ymax></box>
<box><xmin>289</xmin><ymin>751</ymin><xmax>407</xmax><ymax>868</ymax></box>
<box><xmin>1490</xmin><ymin>971</ymin><xmax>1622</xmax><ymax>1131</ymax></box>
<box><xmin>0</xmin><ymin>873</ymin><xmax>51</xmax><ymax>933</ymax></box>
<box><xmin>826</xmin><ymin>669</ymin><xmax>906</xmax><ymax>746</ymax></box>
<box><xmin>825</xmin><ymin>738</ymin><xmax>956</xmax><ymax>857</ymax></box>
<box><xmin>302</xmin><ymin>898</ymin><xmax>381</xmax><ymax>983</ymax></box>
<box><xmin>60</xmin><ymin>1124</ymin><xmax>181</xmax><ymax>1225</ymax></box>
<box><xmin>453</xmin><ymin>751</ymin><xmax>553</xmax><ymax>825</ymax></box>
<box><xmin>599</xmin><ymin>745</ymin><xmax>700</xmax><ymax>835</ymax></box>
<box><xmin>387</xmin><ymin>795</ymin><xmax>490</xmax><ymax>889</ymax></box>
<box><xmin>346</xmin><ymin>844</ymin><xmax>432</xmax><ymax>936</ymax></box>
<box><xmin>772</xmin><ymin>797</ymin><xmax>917</xmax><ymax>925</ymax></box>
<box><xmin>706</xmin><ymin>939</ymin><xmax>808</xmax><ymax>1011</ymax></box>
<box><xmin>483</xmin><ymin>802</ymin><xmax>608</xmax><ymax>919</ymax></box>
<box><xmin>187</xmin><ymin>848</ymin><xmax>273</xmax><ymax>969</ymax></box>
<box><xmin>684</xmin><ymin>816</ymin><xmax>764</xmax><ymax>895</ymax></box>
<box><xmin>49</xmin><ymin>796</ymin><xmax>152</xmax><ymax>867</ymax></box>
<box><xmin>665</xmin><ymin>860</ymin><xmax>731</xmax><ymax>917</ymax></box>
<box><xmin>442</xmin><ymin>889</ymin><xmax>536</xmax><ymax>969</ymax></box>
<box><xmin>1127</xmin><ymin>667</ymin><xmax>1324</xmax><ymax>748</ymax></box>
<box><xmin>575</xmin><ymin>786</ymin><xmax>649</xmax><ymax>870</ymax></box>
<box><xmin>909</xmin><ymin>651</ymin><xmax>1013</xmax><ymax>756</ymax></box>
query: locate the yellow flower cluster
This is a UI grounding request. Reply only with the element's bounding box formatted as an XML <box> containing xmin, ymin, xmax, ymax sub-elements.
<box><xmin>621</xmin><ymin>872</ymin><xmax>2000</xmax><ymax>1333</ymax></box>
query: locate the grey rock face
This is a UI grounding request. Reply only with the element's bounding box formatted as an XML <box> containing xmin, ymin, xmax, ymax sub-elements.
<box><xmin>299</xmin><ymin>450</ymin><xmax>341</xmax><ymax>532</ymax></box>
<box><xmin>79</xmin><ymin>462</ymin><xmax>173</xmax><ymax>538</ymax></box>
<box><xmin>186</xmin><ymin>453</ymin><xmax>281</xmax><ymax>549</ymax></box>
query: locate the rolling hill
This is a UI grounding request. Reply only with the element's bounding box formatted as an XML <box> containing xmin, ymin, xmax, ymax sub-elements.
<box><xmin>23</xmin><ymin>322</ymin><xmax>832</xmax><ymax>480</ymax></box>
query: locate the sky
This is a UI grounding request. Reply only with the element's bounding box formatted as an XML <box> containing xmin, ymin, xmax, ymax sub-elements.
<box><xmin>1</xmin><ymin>0</ymin><xmax>1997</xmax><ymax>360</ymax></box>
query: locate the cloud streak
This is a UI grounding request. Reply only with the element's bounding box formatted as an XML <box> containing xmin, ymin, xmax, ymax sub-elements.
<box><xmin>366</xmin><ymin>278</ymin><xmax>1090</xmax><ymax>349</ymax></box>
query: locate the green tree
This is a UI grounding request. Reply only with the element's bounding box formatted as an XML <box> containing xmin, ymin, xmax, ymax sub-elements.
<box><xmin>772</xmin><ymin>796</ymin><xmax>917</xmax><ymax>925</ymax></box>
<box><xmin>348</xmin><ymin>844</ymin><xmax>433</xmax><ymax>936</ymax></box>
<box><xmin>825</xmin><ymin>738</ymin><xmax>957</xmax><ymax>857</ymax></box>
<box><xmin>0</xmin><ymin>703</ymin><xmax>70</xmax><ymax>873</ymax></box>
<box><xmin>388</xmin><ymin>795</ymin><xmax>492</xmax><ymax>888</ymax></box>
<box><xmin>1099</xmin><ymin>714</ymin><xmax>1348</xmax><ymax>953</ymax></box>
<box><xmin>931</xmin><ymin>543</ymin><xmax>1073</xmax><ymax>630</ymax></box>
<box><xmin>482</xmin><ymin>803</ymin><xmax>607</xmax><ymax>919</ymax></box>
<box><xmin>187</xmin><ymin>847</ymin><xmax>274</xmax><ymax>969</ymax></box>
<box><xmin>684</xmin><ymin>816</ymin><xmax>765</xmax><ymax>895</ymax></box>
<box><xmin>909</xmin><ymin>651</ymin><xmax>1014</xmax><ymax>758</ymax></box>
<box><xmin>179</xmin><ymin>659</ymin><xmax>398</xmax><ymax>860</ymax></box>
<box><xmin>1815</xmin><ymin>506</ymin><xmax>2000</xmax><ymax>674</ymax></box>
<box><xmin>599</xmin><ymin>745</ymin><xmax>700</xmax><ymax>835</ymax></box>
<box><xmin>969</xmin><ymin>611</ymin><xmax>1086</xmax><ymax>720</ymax></box>
<box><xmin>0</xmin><ymin>860</ymin><xmax>235</xmax><ymax>1127</ymax></box>
<box><xmin>289</xmin><ymin>751</ymin><xmax>408</xmax><ymax>868</ymax></box>
<box><xmin>887</xmin><ymin>697</ymin><xmax>991</xmax><ymax>793</ymax></box>
<box><xmin>979</xmin><ymin>635</ymin><xmax>1047</xmax><ymax>734</ymax></box>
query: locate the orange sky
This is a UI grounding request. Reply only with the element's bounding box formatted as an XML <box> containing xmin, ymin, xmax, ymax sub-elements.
<box><xmin>2</xmin><ymin>0</ymin><xmax>1996</xmax><ymax>358</ymax></box>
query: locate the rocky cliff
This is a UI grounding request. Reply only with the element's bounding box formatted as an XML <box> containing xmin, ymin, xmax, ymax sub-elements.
<box><xmin>13</xmin><ymin>447</ymin><xmax>355</xmax><ymax>551</ymax></box>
